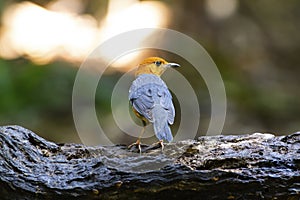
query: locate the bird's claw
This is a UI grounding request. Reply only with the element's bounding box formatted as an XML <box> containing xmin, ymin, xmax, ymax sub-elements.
<box><xmin>128</xmin><ymin>140</ymin><xmax>142</xmax><ymax>153</ymax></box>
<box><xmin>128</xmin><ymin>140</ymin><xmax>164</xmax><ymax>153</ymax></box>
<box><xmin>150</xmin><ymin>140</ymin><xmax>164</xmax><ymax>152</ymax></box>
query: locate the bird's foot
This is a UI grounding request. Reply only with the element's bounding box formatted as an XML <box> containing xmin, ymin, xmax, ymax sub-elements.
<box><xmin>128</xmin><ymin>139</ymin><xmax>142</xmax><ymax>153</ymax></box>
<box><xmin>149</xmin><ymin>140</ymin><xmax>164</xmax><ymax>152</ymax></box>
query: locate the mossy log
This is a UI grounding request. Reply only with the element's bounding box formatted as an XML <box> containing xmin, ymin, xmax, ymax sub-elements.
<box><xmin>0</xmin><ymin>125</ymin><xmax>299</xmax><ymax>199</ymax></box>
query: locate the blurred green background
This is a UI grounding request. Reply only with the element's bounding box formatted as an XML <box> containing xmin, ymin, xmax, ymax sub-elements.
<box><xmin>0</xmin><ymin>0</ymin><xmax>299</xmax><ymax>143</ymax></box>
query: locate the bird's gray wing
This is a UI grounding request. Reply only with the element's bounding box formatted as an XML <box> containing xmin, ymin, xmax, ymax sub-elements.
<box><xmin>129</xmin><ymin>83</ymin><xmax>175</xmax><ymax>125</ymax></box>
<box><xmin>129</xmin><ymin>83</ymin><xmax>155</xmax><ymax>122</ymax></box>
<box><xmin>159</xmin><ymin>88</ymin><xmax>175</xmax><ymax>125</ymax></box>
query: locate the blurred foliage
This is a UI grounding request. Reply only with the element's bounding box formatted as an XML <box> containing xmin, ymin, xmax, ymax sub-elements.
<box><xmin>0</xmin><ymin>59</ymin><xmax>78</xmax><ymax>141</ymax></box>
<box><xmin>0</xmin><ymin>0</ymin><xmax>300</xmax><ymax>143</ymax></box>
<box><xmin>171</xmin><ymin>0</ymin><xmax>300</xmax><ymax>134</ymax></box>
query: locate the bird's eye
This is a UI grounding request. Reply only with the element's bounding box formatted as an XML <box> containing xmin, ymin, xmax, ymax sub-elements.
<box><xmin>154</xmin><ymin>61</ymin><xmax>162</xmax><ymax>66</ymax></box>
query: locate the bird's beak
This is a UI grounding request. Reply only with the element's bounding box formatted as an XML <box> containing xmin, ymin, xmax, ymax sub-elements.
<box><xmin>165</xmin><ymin>62</ymin><xmax>180</xmax><ymax>68</ymax></box>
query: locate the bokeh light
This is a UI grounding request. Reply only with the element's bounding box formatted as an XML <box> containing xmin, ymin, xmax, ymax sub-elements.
<box><xmin>0</xmin><ymin>0</ymin><xmax>169</xmax><ymax>67</ymax></box>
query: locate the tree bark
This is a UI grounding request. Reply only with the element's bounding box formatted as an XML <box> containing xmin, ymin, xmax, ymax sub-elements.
<box><xmin>0</xmin><ymin>125</ymin><xmax>299</xmax><ymax>199</ymax></box>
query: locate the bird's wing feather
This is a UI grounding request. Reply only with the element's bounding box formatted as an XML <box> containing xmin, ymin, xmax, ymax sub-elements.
<box><xmin>130</xmin><ymin>84</ymin><xmax>154</xmax><ymax>121</ymax></box>
<box><xmin>129</xmin><ymin>82</ymin><xmax>175</xmax><ymax>124</ymax></box>
<box><xmin>160</xmin><ymin>90</ymin><xmax>175</xmax><ymax>125</ymax></box>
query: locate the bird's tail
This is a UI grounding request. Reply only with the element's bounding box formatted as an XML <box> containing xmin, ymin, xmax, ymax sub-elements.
<box><xmin>153</xmin><ymin>122</ymin><xmax>173</xmax><ymax>142</ymax></box>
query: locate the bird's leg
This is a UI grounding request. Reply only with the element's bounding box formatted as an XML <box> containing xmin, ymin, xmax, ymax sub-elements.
<box><xmin>150</xmin><ymin>140</ymin><xmax>164</xmax><ymax>152</ymax></box>
<box><xmin>128</xmin><ymin>123</ymin><xmax>146</xmax><ymax>153</ymax></box>
<box><xmin>160</xmin><ymin>140</ymin><xmax>164</xmax><ymax>151</ymax></box>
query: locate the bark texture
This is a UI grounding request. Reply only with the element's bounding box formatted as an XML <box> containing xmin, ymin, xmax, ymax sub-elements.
<box><xmin>0</xmin><ymin>125</ymin><xmax>299</xmax><ymax>199</ymax></box>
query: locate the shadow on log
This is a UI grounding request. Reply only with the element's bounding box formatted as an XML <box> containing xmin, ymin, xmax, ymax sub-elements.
<box><xmin>0</xmin><ymin>125</ymin><xmax>300</xmax><ymax>199</ymax></box>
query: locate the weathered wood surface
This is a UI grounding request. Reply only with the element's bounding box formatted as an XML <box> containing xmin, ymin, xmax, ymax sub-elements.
<box><xmin>0</xmin><ymin>125</ymin><xmax>299</xmax><ymax>199</ymax></box>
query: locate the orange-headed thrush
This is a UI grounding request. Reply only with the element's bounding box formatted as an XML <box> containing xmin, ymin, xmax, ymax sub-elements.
<box><xmin>128</xmin><ymin>57</ymin><xmax>180</xmax><ymax>152</ymax></box>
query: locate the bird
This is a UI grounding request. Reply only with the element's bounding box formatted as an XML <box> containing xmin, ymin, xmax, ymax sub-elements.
<box><xmin>128</xmin><ymin>57</ymin><xmax>180</xmax><ymax>153</ymax></box>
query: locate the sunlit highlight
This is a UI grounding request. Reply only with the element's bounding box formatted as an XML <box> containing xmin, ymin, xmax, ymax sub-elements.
<box><xmin>0</xmin><ymin>0</ymin><xmax>170</xmax><ymax>68</ymax></box>
<box><xmin>205</xmin><ymin>0</ymin><xmax>238</xmax><ymax>20</ymax></box>
<box><xmin>98</xmin><ymin>1</ymin><xmax>168</xmax><ymax>68</ymax></box>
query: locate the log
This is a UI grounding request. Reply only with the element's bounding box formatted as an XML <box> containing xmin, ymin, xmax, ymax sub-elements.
<box><xmin>0</xmin><ymin>125</ymin><xmax>299</xmax><ymax>199</ymax></box>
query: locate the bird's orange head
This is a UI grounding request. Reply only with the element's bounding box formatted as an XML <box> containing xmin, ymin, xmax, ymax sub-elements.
<box><xmin>135</xmin><ymin>57</ymin><xmax>180</xmax><ymax>77</ymax></box>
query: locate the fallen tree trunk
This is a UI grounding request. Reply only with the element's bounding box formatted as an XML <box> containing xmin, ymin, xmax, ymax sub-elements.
<box><xmin>0</xmin><ymin>125</ymin><xmax>299</xmax><ymax>199</ymax></box>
